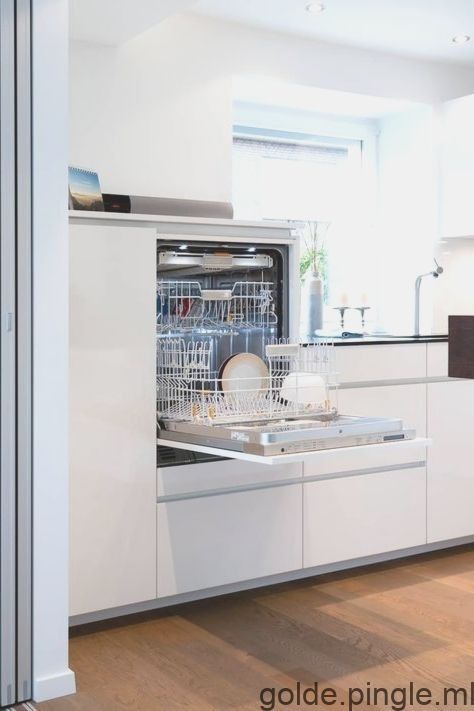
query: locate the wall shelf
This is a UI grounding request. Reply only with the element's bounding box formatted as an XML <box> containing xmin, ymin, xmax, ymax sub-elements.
<box><xmin>68</xmin><ymin>210</ymin><xmax>299</xmax><ymax>242</ymax></box>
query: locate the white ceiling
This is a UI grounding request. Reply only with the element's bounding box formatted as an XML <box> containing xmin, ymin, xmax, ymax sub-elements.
<box><xmin>195</xmin><ymin>0</ymin><xmax>474</xmax><ymax>65</ymax></box>
<box><xmin>70</xmin><ymin>0</ymin><xmax>196</xmax><ymax>45</ymax></box>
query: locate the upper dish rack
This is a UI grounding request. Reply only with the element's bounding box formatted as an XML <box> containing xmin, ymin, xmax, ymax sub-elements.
<box><xmin>156</xmin><ymin>280</ymin><xmax>278</xmax><ymax>333</ymax></box>
<box><xmin>157</xmin><ymin>338</ymin><xmax>338</xmax><ymax>425</ymax></box>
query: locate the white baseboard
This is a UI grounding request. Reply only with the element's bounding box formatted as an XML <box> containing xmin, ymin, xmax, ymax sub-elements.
<box><xmin>33</xmin><ymin>668</ymin><xmax>76</xmax><ymax>703</ymax></box>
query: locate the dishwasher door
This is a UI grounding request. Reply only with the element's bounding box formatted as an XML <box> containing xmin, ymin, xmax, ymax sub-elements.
<box><xmin>157</xmin><ymin>433</ymin><xmax>430</xmax><ymax>466</ymax></box>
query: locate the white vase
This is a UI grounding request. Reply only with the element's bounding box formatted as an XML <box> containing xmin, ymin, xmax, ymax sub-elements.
<box><xmin>302</xmin><ymin>270</ymin><xmax>323</xmax><ymax>338</ymax></box>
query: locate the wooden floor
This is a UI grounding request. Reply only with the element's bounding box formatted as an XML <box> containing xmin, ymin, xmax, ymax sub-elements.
<box><xmin>38</xmin><ymin>546</ymin><xmax>474</xmax><ymax>710</ymax></box>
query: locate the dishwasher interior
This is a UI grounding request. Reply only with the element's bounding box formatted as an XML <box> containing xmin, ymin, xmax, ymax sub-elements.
<box><xmin>156</xmin><ymin>240</ymin><xmax>288</xmax><ymax>464</ymax></box>
<box><xmin>156</xmin><ymin>241</ymin><xmax>415</xmax><ymax>459</ymax></box>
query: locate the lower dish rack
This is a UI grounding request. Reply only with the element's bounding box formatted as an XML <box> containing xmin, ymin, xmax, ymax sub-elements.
<box><xmin>156</xmin><ymin>339</ymin><xmax>417</xmax><ymax>456</ymax></box>
<box><xmin>156</xmin><ymin>338</ymin><xmax>338</xmax><ymax>425</ymax></box>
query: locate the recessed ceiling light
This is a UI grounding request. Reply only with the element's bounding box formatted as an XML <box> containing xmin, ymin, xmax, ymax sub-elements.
<box><xmin>452</xmin><ymin>34</ymin><xmax>471</xmax><ymax>44</ymax></box>
<box><xmin>305</xmin><ymin>2</ymin><xmax>326</xmax><ymax>14</ymax></box>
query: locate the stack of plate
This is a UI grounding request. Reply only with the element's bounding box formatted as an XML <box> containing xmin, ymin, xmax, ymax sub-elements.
<box><xmin>219</xmin><ymin>353</ymin><xmax>269</xmax><ymax>394</ymax></box>
<box><xmin>218</xmin><ymin>353</ymin><xmax>327</xmax><ymax>407</ymax></box>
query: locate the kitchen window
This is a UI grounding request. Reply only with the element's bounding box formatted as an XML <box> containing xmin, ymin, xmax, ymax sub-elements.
<box><xmin>232</xmin><ymin>127</ymin><xmax>376</xmax><ymax>331</ymax></box>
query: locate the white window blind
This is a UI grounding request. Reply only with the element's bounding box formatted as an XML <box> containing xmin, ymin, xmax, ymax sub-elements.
<box><xmin>233</xmin><ymin>136</ymin><xmax>349</xmax><ymax>165</ymax></box>
<box><xmin>232</xmin><ymin>134</ymin><xmax>354</xmax><ymax>223</ymax></box>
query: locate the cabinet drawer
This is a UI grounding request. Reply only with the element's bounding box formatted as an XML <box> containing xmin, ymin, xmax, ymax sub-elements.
<box><xmin>338</xmin><ymin>383</ymin><xmax>426</xmax><ymax>437</ymax></box>
<box><xmin>304</xmin><ymin>440</ymin><xmax>427</xmax><ymax>479</ymax></box>
<box><xmin>336</xmin><ymin>345</ymin><xmax>426</xmax><ymax>384</ymax></box>
<box><xmin>303</xmin><ymin>467</ymin><xmax>426</xmax><ymax>568</ymax></box>
<box><xmin>157</xmin><ymin>484</ymin><xmax>302</xmax><ymax>597</ymax></box>
<box><xmin>158</xmin><ymin>459</ymin><xmax>302</xmax><ymax>498</ymax></box>
<box><xmin>427</xmin><ymin>342</ymin><xmax>448</xmax><ymax>378</ymax></box>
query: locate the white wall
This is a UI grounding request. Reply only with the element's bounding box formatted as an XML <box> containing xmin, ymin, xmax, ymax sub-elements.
<box><xmin>433</xmin><ymin>240</ymin><xmax>474</xmax><ymax>332</ymax></box>
<box><xmin>376</xmin><ymin>106</ymin><xmax>439</xmax><ymax>334</ymax></box>
<box><xmin>69</xmin><ymin>17</ymin><xmax>233</xmax><ymax>200</ymax></box>
<box><xmin>69</xmin><ymin>11</ymin><xmax>474</xmax><ymax>334</ymax></box>
<box><xmin>69</xmin><ymin>12</ymin><xmax>474</xmax><ymax>200</ymax></box>
<box><xmin>33</xmin><ymin>0</ymin><xmax>75</xmax><ymax>702</ymax></box>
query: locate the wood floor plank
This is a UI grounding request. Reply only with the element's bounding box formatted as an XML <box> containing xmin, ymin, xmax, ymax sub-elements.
<box><xmin>38</xmin><ymin>546</ymin><xmax>474</xmax><ymax>711</ymax></box>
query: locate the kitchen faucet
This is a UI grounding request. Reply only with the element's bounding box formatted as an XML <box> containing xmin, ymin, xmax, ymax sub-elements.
<box><xmin>414</xmin><ymin>259</ymin><xmax>444</xmax><ymax>337</ymax></box>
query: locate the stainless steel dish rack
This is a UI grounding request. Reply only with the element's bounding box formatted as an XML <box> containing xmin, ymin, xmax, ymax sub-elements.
<box><xmin>156</xmin><ymin>280</ymin><xmax>278</xmax><ymax>333</ymax></box>
<box><xmin>157</xmin><ymin>338</ymin><xmax>338</xmax><ymax>425</ymax></box>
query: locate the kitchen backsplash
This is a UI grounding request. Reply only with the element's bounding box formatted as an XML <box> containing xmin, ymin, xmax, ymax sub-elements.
<box><xmin>433</xmin><ymin>239</ymin><xmax>474</xmax><ymax>332</ymax></box>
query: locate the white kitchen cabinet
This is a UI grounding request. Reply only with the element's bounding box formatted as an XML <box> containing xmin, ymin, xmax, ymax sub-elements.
<box><xmin>427</xmin><ymin>342</ymin><xmax>448</xmax><ymax>378</ymax></box>
<box><xmin>338</xmin><ymin>383</ymin><xmax>427</xmax><ymax>437</ymax></box>
<box><xmin>158</xmin><ymin>459</ymin><xmax>302</xmax><ymax>498</ymax></box>
<box><xmin>303</xmin><ymin>439</ymin><xmax>428</xmax><ymax>480</ymax></box>
<box><xmin>335</xmin><ymin>344</ymin><xmax>426</xmax><ymax>384</ymax></box>
<box><xmin>70</xmin><ymin>225</ymin><xmax>157</xmax><ymax>616</ymax></box>
<box><xmin>441</xmin><ymin>94</ymin><xmax>474</xmax><ymax>238</ymax></box>
<box><xmin>304</xmin><ymin>466</ymin><xmax>427</xmax><ymax>568</ymax></box>
<box><xmin>157</xmin><ymin>484</ymin><xmax>302</xmax><ymax>598</ymax></box>
<box><xmin>427</xmin><ymin>380</ymin><xmax>474</xmax><ymax>542</ymax></box>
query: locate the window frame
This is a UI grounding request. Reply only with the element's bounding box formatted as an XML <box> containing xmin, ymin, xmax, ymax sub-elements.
<box><xmin>231</xmin><ymin>118</ymin><xmax>379</xmax><ymax>329</ymax></box>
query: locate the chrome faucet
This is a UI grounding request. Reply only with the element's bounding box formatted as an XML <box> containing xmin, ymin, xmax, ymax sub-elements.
<box><xmin>414</xmin><ymin>259</ymin><xmax>444</xmax><ymax>337</ymax></box>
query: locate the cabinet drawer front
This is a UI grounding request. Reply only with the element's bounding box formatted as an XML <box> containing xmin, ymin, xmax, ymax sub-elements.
<box><xmin>158</xmin><ymin>459</ymin><xmax>302</xmax><ymax>498</ymax></box>
<box><xmin>338</xmin><ymin>383</ymin><xmax>426</xmax><ymax>437</ymax></box>
<box><xmin>336</xmin><ymin>345</ymin><xmax>426</xmax><ymax>384</ymax></box>
<box><xmin>303</xmin><ymin>467</ymin><xmax>426</xmax><ymax>568</ymax></box>
<box><xmin>157</xmin><ymin>485</ymin><xmax>302</xmax><ymax>597</ymax></box>
<box><xmin>304</xmin><ymin>440</ymin><xmax>427</xmax><ymax>479</ymax></box>
<box><xmin>427</xmin><ymin>342</ymin><xmax>448</xmax><ymax>378</ymax></box>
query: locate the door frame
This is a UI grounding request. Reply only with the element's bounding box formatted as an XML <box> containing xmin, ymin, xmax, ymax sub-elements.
<box><xmin>0</xmin><ymin>0</ymin><xmax>33</xmax><ymax>704</ymax></box>
<box><xmin>30</xmin><ymin>0</ymin><xmax>75</xmax><ymax>702</ymax></box>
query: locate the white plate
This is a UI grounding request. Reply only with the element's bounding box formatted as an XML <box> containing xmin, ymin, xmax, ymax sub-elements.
<box><xmin>220</xmin><ymin>353</ymin><xmax>269</xmax><ymax>394</ymax></box>
<box><xmin>280</xmin><ymin>372</ymin><xmax>326</xmax><ymax>405</ymax></box>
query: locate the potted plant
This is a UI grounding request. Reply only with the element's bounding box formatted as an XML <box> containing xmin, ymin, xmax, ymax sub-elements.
<box><xmin>300</xmin><ymin>221</ymin><xmax>330</xmax><ymax>338</ymax></box>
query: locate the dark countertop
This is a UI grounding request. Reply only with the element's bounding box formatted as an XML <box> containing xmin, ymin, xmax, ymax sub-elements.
<box><xmin>304</xmin><ymin>335</ymin><xmax>448</xmax><ymax>347</ymax></box>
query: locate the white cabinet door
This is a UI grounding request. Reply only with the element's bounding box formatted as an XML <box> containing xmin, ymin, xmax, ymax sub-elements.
<box><xmin>441</xmin><ymin>94</ymin><xmax>474</xmax><ymax>238</ymax></box>
<box><xmin>338</xmin><ymin>383</ymin><xmax>427</xmax><ymax>437</ymax></box>
<box><xmin>70</xmin><ymin>225</ymin><xmax>157</xmax><ymax>616</ymax></box>
<box><xmin>304</xmin><ymin>467</ymin><xmax>426</xmax><ymax>568</ymax></box>
<box><xmin>157</xmin><ymin>484</ymin><xmax>302</xmax><ymax>598</ymax></box>
<box><xmin>427</xmin><ymin>381</ymin><xmax>474</xmax><ymax>542</ymax></box>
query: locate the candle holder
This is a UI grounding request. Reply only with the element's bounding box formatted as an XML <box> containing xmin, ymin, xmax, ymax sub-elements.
<box><xmin>354</xmin><ymin>306</ymin><xmax>371</xmax><ymax>331</ymax></box>
<box><xmin>333</xmin><ymin>306</ymin><xmax>349</xmax><ymax>331</ymax></box>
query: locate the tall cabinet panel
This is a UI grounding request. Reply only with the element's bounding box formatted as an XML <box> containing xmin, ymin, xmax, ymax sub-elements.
<box><xmin>441</xmin><ymin>94</ymin><xmax>474</xmax><ymax>239</ymax></box>
<box><xmin>69</xmin><ymin>225</ymin><xmax>157</xmax><ymax>616</ymax></box>
<box><xmin>427</xmin><ymin>380</ymin><xmax>474</xmax><ymax>542</ymax></box>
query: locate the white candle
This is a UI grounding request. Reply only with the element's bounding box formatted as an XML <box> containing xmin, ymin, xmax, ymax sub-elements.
<box><xmin>340</xmin><ymin>292</ymin><xmax>349</xmax><ymax>307</ymax></box>
<box><xmin>361</xmin><ymin>293</ymin><xmax>368</xmax><ymax>306</ymax></box>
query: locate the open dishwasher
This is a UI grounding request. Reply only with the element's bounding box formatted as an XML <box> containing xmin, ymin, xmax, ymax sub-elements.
<box><xmin>156</xmin><ymin>240</ymin><xmax>415</xmax><ymax>460</ymax></box>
